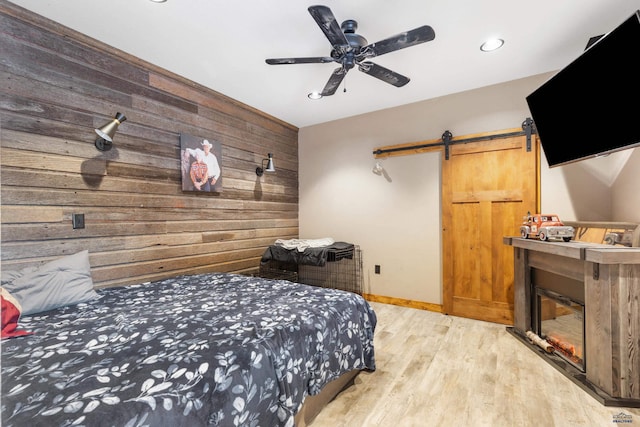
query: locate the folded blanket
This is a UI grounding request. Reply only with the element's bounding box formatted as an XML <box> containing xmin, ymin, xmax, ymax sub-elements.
<box><xmin>274</xmin><ymin>237</ymin><xmax>335</xmax><ymax>252</ymax></box>
<box><xmin>261</xmin><ymin>241</ymin><xmax>354</xmax><ymax>267</ymax></box>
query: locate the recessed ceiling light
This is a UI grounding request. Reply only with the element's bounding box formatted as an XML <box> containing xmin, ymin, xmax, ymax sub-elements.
<box><xmin>150</xmin><ymin>0</ymin><xmax>167</xmax><ymax>3</ymax></box>
<box><xmin>308</xmin><ymin>91</ymin><xmax>323</xmax><ymax>100</ymax></box>
<box><xmin>480</xmin><ymin>38</ymin><xmax>504</xmax><ymax>52</ymax></box>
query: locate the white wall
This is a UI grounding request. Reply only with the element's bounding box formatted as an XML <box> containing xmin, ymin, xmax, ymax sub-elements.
<box><xmin>540</xmin><ymin>148</ymin><xmax>637</xmax><ymax>221</ymax></box>
<box><xmin>299</xmin><ymin>72</ymin><xmax>640</xmax><ymax>304</ymax></box>
<box><xmin>612</xmin><ymin>148</ymin><xmax>640</xmax><ymax>222</ymax></box>
<box><xmin>298</xmin><ymin>136</ymin><xmax>442</xmax><ymax>301</ymax></box>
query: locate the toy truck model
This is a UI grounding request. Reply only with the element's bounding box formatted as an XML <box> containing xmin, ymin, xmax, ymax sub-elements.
<box><xmin>520</xmin><ymin>213</ymin><xmax>575</xmax><ymax>242</ymax></box>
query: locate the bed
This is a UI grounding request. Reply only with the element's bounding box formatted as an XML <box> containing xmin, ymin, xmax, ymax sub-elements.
<box><xmin>1</xmin><ymin>256</ymin><xmax>376</xmax><ymax>427</ymax></box>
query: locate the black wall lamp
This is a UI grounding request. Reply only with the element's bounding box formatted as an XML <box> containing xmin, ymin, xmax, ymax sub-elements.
<box><xmin>256</xmin><ymin>153</ymin><xmax>275</xmax><ymax>176</ymax></box>
<box><xmin>94</xmin><ymin>112</ymin><xmax>127</xmax><ymax>151</ymax></box>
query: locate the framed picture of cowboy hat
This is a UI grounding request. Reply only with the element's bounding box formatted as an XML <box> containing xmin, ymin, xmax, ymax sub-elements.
<box><xmin>180</xmin><ymin>133</ymin><xmax>223</xmax><ymax>192</ymax></box>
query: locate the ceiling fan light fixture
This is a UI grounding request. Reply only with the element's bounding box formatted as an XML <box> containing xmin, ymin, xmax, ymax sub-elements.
<box><xmin>480</xmin><ymin>38</ymin><xmax>504</xmax><ymax>52</ymax></box>
<box><xmin>308</xmin><ymin>91</ymin><xmax>323</xmax><ymax>100</ymax></box>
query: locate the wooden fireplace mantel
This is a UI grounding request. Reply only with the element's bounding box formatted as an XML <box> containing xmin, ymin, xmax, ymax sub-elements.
<box><xmin>504</xmin><ymin>237</ymin><xmax>640</xmax><ymax>404</ymax></box>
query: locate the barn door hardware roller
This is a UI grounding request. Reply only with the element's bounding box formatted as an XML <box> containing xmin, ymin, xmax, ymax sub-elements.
<box><xmin>522</xmin><ymin>117</ymin><xmax>535</xmax><ymax>152</ymax></box>
<box><xmin>442</xmin><ymin>130</ymin><xmax>453</xmax><ymax>160</ymax></box>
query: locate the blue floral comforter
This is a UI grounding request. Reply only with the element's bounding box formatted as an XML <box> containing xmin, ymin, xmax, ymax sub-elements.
<box><xmin>1</xmin><ymin>273</ymin><xmax>376</xmax><ymax>427</ymax></box>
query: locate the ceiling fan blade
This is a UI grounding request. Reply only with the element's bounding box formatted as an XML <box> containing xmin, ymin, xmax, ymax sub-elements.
<box><xmin>320</xmin><ymin>67</ymin><xmax>347</xmax><ymax>96</ymax></box>
<box><xmin>308</xmin><ymin>5</ymin><xmax>349</xmax><ymax>47</ymax></box>
<box><xmin>266</xmin><ymin>57</ymin><xmax>335</xmax><ymax>65</ymax></box>
<box><xmin>365</xmin><ymin>25</ymin><xmax>435</xmax><ymax>57</ymax></box>
<box><xmin>358</xmin><ymin>61</ymin><xmax>410</xmax><ymax>87</ymax></box>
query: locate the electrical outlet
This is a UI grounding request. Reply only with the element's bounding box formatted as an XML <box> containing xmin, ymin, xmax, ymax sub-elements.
<box><xmin>375</xmin><ymin>265</ymin><xmax>380</xmax><ymax>274</ymax></box>
<box><xmin>72</xmin><ymin>213</ymin><xmax>85</xmax><ymax>229</ymax></box>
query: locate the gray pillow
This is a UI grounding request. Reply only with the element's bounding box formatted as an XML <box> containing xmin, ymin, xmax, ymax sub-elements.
<box><xmin>3</xmin><ymin>250</ymin><xmax>98</xmax><ymax>315</ymax></box>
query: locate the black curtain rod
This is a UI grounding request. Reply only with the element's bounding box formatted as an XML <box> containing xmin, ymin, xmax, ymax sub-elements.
<box><xmin>373</xmin><ymin>117</ymin><xmax>536</xmax><ymax>159</ymax></box>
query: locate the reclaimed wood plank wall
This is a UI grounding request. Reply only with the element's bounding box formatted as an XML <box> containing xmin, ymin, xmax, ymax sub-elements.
<box><xmin>0</xmin><ymin>1</ymin><xmax>299</xmax><ymax>288</ymax></box>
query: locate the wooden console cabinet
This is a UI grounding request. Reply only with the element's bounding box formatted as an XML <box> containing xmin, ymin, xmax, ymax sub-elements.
<box><xmin>504</xmin><ymin>237</ymin><xmax>640</xmax><ymax>404</ymax></box>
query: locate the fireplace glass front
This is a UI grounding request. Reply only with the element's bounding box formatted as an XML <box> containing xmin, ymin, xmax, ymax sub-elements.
<box><xmin>536</xmin><ymin>287</ymin><xmax>585</xmax><ymax>371</ymax></box>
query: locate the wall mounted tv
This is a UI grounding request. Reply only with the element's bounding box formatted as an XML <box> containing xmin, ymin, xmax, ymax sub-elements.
<box><xmin>526</xmin><ymin>10</ymin><xmax>640</xmax><ymax>168</ymax></box>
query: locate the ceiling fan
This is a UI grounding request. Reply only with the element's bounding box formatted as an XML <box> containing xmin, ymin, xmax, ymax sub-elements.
<box><xmin>265</xmin><ymin>5</ymin><xmax>436</xmax><ymax>97</ymax></box>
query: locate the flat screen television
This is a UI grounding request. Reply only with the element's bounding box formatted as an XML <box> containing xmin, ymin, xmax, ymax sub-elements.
<box><xmin>526</xmin><ymin>10</ymin><xmax>640</xmax><ymax>167</ymax></box>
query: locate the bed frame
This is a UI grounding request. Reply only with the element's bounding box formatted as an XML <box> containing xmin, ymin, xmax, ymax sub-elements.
<box><xmin>294</xmin><ymin>370</ymin><xmax>360</xmax><ymax>426</ymax></box>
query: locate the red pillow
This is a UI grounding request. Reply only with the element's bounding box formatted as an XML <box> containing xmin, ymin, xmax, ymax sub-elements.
<box><xmin>1</xmin><ymin>287</ymin><xmax>32</xmax><ymax>339</ymax></box>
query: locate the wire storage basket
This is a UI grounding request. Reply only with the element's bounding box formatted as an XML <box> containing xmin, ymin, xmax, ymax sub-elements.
<box><xmin>259</xmin><ymin>245</ymin><xmax>363</xmax><ymax>295</ymax></box>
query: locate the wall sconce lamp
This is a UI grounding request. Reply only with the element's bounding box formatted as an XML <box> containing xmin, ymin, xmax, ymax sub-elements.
<box><xmin>372</xmin><ymin>161</ymin><xmax>384</xmax><ymax>175</ymax></box>
<box><xmin>256</xmin><ymin>153</ymin><xmax>275</xmax><ymax>176</ymax></box>
<box><xmin>94</xmin><ymin>112</ymin><xmax>127</xmax><ymax>151</ymax></box>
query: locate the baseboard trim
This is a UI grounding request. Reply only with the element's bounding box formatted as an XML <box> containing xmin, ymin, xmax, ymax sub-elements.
<box><xmin>363</xmin><ymin>293</ymin><xmax>443</xmax><ymax>314</ymax></box>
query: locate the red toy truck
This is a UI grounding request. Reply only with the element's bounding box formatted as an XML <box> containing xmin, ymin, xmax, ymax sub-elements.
<box><xmin>520</xmin><ymin>213</ymin><xmax>574</xmax><ymax>242</ymax></box>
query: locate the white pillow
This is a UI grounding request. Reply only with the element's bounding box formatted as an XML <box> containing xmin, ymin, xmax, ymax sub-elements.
<box><xmin>2</xmin><ymin>250</ymin><xmax>98</xmax><ymax>315</ymax></box>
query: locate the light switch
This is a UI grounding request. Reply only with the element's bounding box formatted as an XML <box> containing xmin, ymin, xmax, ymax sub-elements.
<box><xmin>72</xmin><ymin>213</ymin><xmax>85</xmax><ymax>229</ymax></box>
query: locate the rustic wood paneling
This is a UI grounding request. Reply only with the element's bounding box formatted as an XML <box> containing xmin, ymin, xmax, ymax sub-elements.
<box><xmin>0</xmin><ymin>1</ymin><xmax>299</xmax><ymax>287</ymax></box>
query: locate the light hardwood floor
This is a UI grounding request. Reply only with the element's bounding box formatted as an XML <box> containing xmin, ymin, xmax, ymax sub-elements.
<box><xmin>310</xmin><ymin>302</ymin><xmax>640</xmax><ymax>427</ymax></box>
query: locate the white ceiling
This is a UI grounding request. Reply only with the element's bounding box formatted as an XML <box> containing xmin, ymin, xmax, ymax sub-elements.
<box><xmin>7</xmin><ymin>0</ymin><xmax>640</xmax><ymax>128</ymax></box>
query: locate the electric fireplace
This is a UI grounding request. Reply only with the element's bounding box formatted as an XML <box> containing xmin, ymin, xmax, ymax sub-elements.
<box><xmin>505</xmin><ymin>237</ymin><xmax>640</xmax><ymax>407</ymax></box>
<box><xmin>530</xmin><ymin>267</ymin><xmax>585</xmax><ymax>372</ymax></box>
<box><xmin>534</xmin><ymin>285</ymin><xmax>584</xmax><ymax>371</ymax></box>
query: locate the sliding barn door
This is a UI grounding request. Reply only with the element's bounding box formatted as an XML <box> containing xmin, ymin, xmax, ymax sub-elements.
<box><xmin>442</xmin><ymin>131</ymin><xmax>539</xmax><ymax>325</ymax></box>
